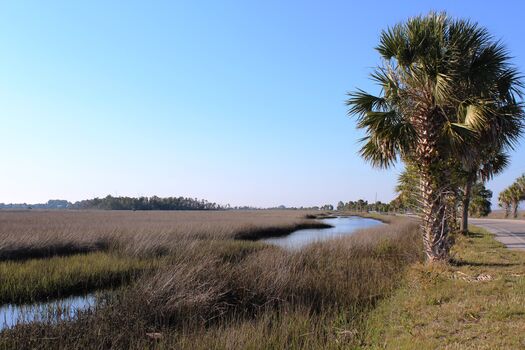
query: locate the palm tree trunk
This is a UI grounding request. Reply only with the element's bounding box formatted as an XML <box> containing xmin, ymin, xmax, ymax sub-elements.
<box><xmin>420</xmin><ymin>170</ymin><xmax>450</xmax><ymax>262</ymax></box>
<box><xmin>513</xmin><ymin>201</ymin><xmax>519</xmax><ymax>218</ymax></box>
<box><xmin>448</xmin><ymin>192</ymin><xmax>459</xmax><ymax>232</ymax></box>
<box><xmin>461</xmin><ymin>178</ymin><xmax>473</xmax><ymax>234</ymax></box>
<box><xmin>414</xmin><ymin>109</ymin><xmax>451</xmax><ymax>262</ymax></box>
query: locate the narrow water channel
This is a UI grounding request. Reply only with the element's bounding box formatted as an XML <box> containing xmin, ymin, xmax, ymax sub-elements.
<box><xmin>263</xmin><ymin>216</ymin><xmax>383</xmax><ymax>249</ymax></box>
<box><xmin>0</xmin><ymin>294</ymin><xmax>96</xmax><ymax>331</ymax></box>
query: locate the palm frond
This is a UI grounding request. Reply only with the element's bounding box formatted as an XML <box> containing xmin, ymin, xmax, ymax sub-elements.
<box><xmin>478</xmin><ymin>151</ymin><xmax>509</xmax><ymax>181</ymax></box>
<box><xmin>376</xmin><ymin>24</ymin><xmax>406</xmax><ymax>61</ymax></box>
<box><xmin>358</xmin><ymin>136</ymin><xmax>398</xmax><ymax>169</ymax></box>
<box><xmin>463</xmin><ymin>102</ymin><xmax>492</xmax><ymax>131</ymax></box>
<box><xmin>345</xmin><ymin>90</ymin><xmax>388</xmax><ymax>117</ymax></box>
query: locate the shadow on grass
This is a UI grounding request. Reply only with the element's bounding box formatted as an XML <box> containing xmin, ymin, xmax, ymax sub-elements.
<box><xmin>0</xmin><ymin>240</ymin><xmax>110</xmax><ymax>262</ymax></box>
<box><xmin>449</xmin><ymin>258</ymin><xmax>520</xmax><ymax>268</ymax></box>
<box><xmin>461</xmin><ymin>231</ymin><xmax>484</xmax><ymax>238</ymax></box>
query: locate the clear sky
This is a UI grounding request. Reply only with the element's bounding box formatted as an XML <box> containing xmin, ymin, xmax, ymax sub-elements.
<box><xmin>1</xmin><ymin>1</ymin><xmax>524</xmax><ymax>207</ymax></box>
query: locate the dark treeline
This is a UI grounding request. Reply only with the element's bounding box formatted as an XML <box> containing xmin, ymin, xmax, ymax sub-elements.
<box><xmin>337</xmin><ymin>200</ymin><xmax>391</xmax><ymax>213</ymax></box>
<box><xmin>0</xmin><ymin>198</ymin><xmax>347</xmax><ymax>212</ymax></box>
<box><xmin>71</xmin><ymin>195</ymin><xmax>224</xmax><ymax>210</ymax></box>
<box><xmin>0</xmin><ymin>200</ymin><xmax>70</xmax><ymax>210</ymax></box>
<box><xmin>0</xmin><ymin>196</ymin><xmax>226</xmax><ymax>211</ymax></box>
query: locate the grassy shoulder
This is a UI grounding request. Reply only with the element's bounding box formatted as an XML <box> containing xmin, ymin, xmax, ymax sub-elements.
<box><xmin>364</xmin><ymin>226</ymin><xmax>525</xmax><ymax>349</ymax></box>
<box><xmin>0</xmin><ymin>252</ymin><xmax>155</xmax><ymax>304</ymax></box>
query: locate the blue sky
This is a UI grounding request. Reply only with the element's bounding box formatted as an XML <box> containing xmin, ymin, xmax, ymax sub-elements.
<box><xmin>1</xmin><ymin>1</ymin><xmax>524</xmax><ymax>207</ymax></box>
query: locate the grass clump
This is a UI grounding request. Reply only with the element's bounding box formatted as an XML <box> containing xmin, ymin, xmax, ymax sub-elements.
<box><xmin>0</xmin><ymin>239</ymin><xmax>111</xmax><ymax>262</ymax></box>
<box><xmin>0</xmin><ymin>252</ymin><xmax>153</xmax><ymax>304</ymax></box>
<box><xmin>363</xmin><ymin>225</ymin><xmax>525</xmax><ymax>349</ymax></box>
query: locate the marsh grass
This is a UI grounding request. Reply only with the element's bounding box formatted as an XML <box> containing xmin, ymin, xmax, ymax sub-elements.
<box><xmin>0</xmin><ymin>252</ymin><xmax>154</xmax><ymax>304</ymax></box>
<box><xmin>0</xmin><ymin>210</ymin><xmax>323</xmax><ymax>260</ymax></box>
<box><xmin>0</xmin><ymin>212</ymin><xmax>421</xmax><ymax>349</ymax></box>
<box><xmin>0</xmin><ymin>240</ymin><xmax>111</xmax><ymax>262</ymax></box>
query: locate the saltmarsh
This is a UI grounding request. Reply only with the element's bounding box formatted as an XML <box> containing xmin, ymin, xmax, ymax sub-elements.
<box><xmin>0</xmin><ymin>210</ymin><xmax>421</xmax><ymax>349</ymax></box>
<box><xmin>0</xmin><ymin>210</ymin><xmax>333</xmax><ymax>259</ymax></box>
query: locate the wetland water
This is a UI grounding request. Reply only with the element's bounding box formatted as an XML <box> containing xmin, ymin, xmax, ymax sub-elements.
<box><xmin>0</xmin><ymin>294</ymin><xmax>96</xmax><ymax>331</ymax></box>
<box><xmin>263</xmin><ymin>216</ymin><xmax>384</xmax><ymax>249</ymax></box>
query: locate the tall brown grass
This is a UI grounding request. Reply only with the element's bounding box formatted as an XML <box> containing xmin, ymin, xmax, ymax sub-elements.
<box><xmin>0</xmin><ymin>212</ymin><xmax>422</xmax><ymax>349</ymax></box>
<box><xmin>0</xmin><ymin>210</ymin><xmax>324</xmax><ymax>260</ymax></box>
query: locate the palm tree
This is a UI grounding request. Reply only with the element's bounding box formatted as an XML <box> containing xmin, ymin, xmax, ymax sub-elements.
<box><xmin>517</xmin><ymin>174</ymin><xmax>525</xmax><ymax>194</ymax></box>
<box><xmin>509</xmin><ymin>183</ymin><xmax>523</xmax><ymax>218</ymax></box>
<box><xmin>499</xmin><ymin>189</ymin><xmax>512</xmax><ymax>218</ymax></box>
<box><xmin>518</xmin><ymin>175</ymin><xmax>525</xmax><ymax>213</ymax></box>
<box><xmin>347</xmin><ymin>12</ymin><xmax>524</xmax><ymax>261</ymax></box>
<box><xmin>499</xmin><ymin>175</ymin><xmax>525</xmax><ymax>218</ymax></box>
<box><xmin>469</xmin><ymin>182</ymin><xmax>493</xmax><ymax>217</ymax></box>
<box><xmin>460</xmin><ymin>151</ymin><xmax>509</xmax><ymax>233</ymax></box>
<box><xmin>395</xmin><ymin>163</ymin><xmax>421</xmax><ymax>212</ymax></box>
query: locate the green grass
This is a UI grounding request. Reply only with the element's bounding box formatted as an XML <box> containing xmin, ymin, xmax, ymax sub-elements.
<box><xmin>0</xmin><ymin>252</ymin><xmax>154</xmax><ymax>304</ymax></box>
<box><xmin>363</xmin><ymin>226</ymin><xmax>525</xmax><ymax>349</ymax></box>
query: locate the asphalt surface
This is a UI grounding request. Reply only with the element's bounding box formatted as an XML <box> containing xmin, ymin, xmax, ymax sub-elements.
<box><xmin>469</xmin><ymin>218</ymin><xmax>525</xmax><ymax>250</ymax></box>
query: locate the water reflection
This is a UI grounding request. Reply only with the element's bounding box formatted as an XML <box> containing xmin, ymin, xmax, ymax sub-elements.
<box><xmin>263</xmin><ymin>216</ymin><xmax>383</xmax><ymax>249</ymax></box>
<box><xmin>0</xmin><ymin>294</ymin><xmax>96</xmax><ymax>331</ymax></box>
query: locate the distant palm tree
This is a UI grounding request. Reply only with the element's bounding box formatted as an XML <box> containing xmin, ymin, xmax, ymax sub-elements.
<box><xmin>517</xmin><ymin>174</ymin><xmax>525</xmax><ymax>194</ymax></box>
<box><xmin>498</xmin><ymin>189</ymin><xmax>512</xmax><ymax>218</ymax></box>
<box><xmin>347</xmin><ymin>12</ymin><xmax>523</xmax><ymax>261</ymax></box>
<box><xmin>395</xmin><ymin>163</ymin><xmax>421</xmax><ymax>212</ymax></box>
<box><xmin>460</xmin><ymin>151</ymin><xmax>509</xmax><ymax>233</ymax></box>
<box><xmin>509</xmin><ymin>183</ymin><xmax>523</xmax><ymax>218</ymax></box>
<box><xmin>499</xmin><ymin>175</ymin><xmax>525</xmax><ymax>218</ymax></box>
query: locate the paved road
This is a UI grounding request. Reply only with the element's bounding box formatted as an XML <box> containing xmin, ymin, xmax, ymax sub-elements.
<box><xmin>469</xmin><ymin>218</ymin><xmax>525</xmax><ymax>250</ymax></box>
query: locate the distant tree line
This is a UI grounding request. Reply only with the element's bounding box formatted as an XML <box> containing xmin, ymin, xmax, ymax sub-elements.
<box><xmin>336</xmin><ymin>178</ymin><xmax>493</xmax><ymax>219</ymax></box>
<box><xmin>337</xmin><ymin>200</ymin><xmax>391</xmax><ymax>213</ymax></box>
<box><xmin>70</xmin><ymin>195</ymin><xmax>225</xmax><ymax>210</ymax></box>
<box><xmin>0</xmin><ymin>199</ymin><xmax>70</xmax><ymax>210</ymax></box>
<box><xmin>0</xmin><ymin>197</ymin><xmax>344</xmax><ymax>212</ymax></box>
<box><xmin>0</xmin><ymin>196</ymin><xmax>226</xmax><ymax>211</ymax></box>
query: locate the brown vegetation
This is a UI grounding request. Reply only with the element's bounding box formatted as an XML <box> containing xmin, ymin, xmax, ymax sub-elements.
<box><xmin>0</xmin><ymin>210</ymin><xmax>421</xmax><ymax>349</ymax></box>
<box><xmin>0</xmin><ymin>210</ymin><xmax>325</xmax><ymax>260</ymax></box>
